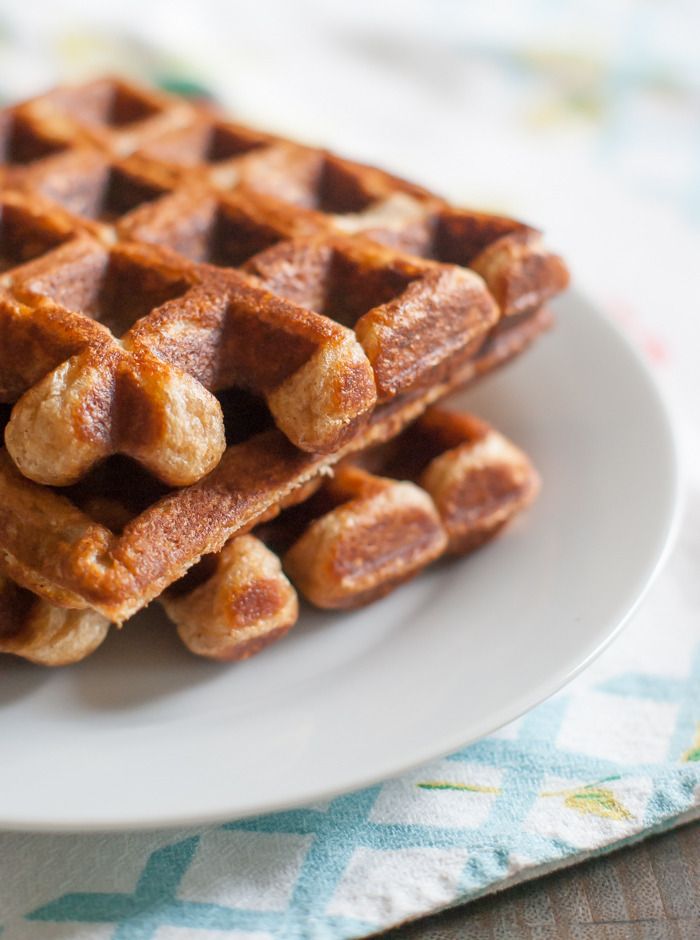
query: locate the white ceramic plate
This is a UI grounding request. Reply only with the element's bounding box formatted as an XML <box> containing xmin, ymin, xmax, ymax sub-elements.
<box><xmin>0</xmin><ymin>291</ymin><xmax>680</xmax><ymax>832</ymax></box>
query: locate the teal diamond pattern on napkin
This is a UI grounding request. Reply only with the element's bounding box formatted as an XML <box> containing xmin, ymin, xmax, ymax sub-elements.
<box><xmin>21</xmin><ymin>655</ymin><xmax>700</xmax><ymax>939</ymax></box>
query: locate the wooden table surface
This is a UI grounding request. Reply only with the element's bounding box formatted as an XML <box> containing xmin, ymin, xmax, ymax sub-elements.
<box><xmin>380</xmin><ymin>820</ymin><xmax>700</xmax><ymax>939</ymax></box>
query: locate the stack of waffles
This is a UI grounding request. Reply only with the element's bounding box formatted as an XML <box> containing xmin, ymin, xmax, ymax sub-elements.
<box><xmin>0</xmin><ymin>77</ymin><xmax>569</xmax><ymax>665</ymax></box>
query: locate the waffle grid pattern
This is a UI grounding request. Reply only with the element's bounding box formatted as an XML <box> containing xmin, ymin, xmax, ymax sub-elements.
<box><xmin>0</xmin><ymin>77</ymin><xmax>568</xmax><ymax>621</ymax></box>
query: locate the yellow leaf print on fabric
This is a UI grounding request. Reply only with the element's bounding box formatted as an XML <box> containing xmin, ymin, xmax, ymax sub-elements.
<box><xmin>417</xmin><ymin>777</ymin><xmax>634</xmax><ymax>821</ymax></box>
<box><xmin>682</xmin><ymin>723</ymin><xmax>700</xmax><ymax>762</ymax></box>
<box><xmin>541</xmin><ymin>784</ymin><xmax>633</xmax><ymax>821</ymax></box>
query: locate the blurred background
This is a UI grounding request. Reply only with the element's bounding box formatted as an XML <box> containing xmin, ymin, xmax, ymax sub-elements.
<box><xmin>1</xmin><ymin>0</ymin><xmax>698</xmax><ymax>375</ymax></box>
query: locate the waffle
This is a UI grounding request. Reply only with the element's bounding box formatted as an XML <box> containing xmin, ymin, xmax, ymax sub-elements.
<box><xmin>0</xmin><ymin>571</ymin><xmax>109</xmax><ymax>666</ymax></box>
<box><xmin>0</xmin><ymin>77</ymin><xmax>568</xmax><ymax>621</ymax></box>
<box><xmin>0</xmin><ymin>407</ymin><xmax>539</xmax><ymax>665</ymax></box>
<box><xmin>282</xmin><ymin>407</ymin><xmax>539</xmax><ymax>609</ymax></box>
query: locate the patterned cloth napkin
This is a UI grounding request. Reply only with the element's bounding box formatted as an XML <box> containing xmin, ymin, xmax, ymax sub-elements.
<box><xmin>1</xmin><ymin>4</ymin><xmax>699</xmax><ymax>938</ymax></box>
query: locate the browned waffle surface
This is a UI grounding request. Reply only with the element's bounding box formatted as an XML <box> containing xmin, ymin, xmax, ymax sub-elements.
<box><xmin>0</xmin><ymin>305</ymin><xmax>550</xmax><ymax>623</ymax></box>
<box><xmin>281</xmin><ymin>406</ymin><xmax>539</xmax><ymax>609</ymax></box>
<box><xmin>0</xmin><ymin>570</ymin><xmax>109</xmax><ymax>666</ymax></box>
<box><xmin>1</xmin><ymin>406</ymin><xmax>539</xmax><ymax>665</ymax></box>
<box><xmin>0</xmin><ymin>77</ymin><xmax>568</xmax><ymax>620</ymax></box>
<box><xmin>11</xmin><ymin>77</ymin><xmax>196</xmax><ymax>156</ymax></box>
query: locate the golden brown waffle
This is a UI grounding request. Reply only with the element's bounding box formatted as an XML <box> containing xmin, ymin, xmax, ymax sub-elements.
<box><xmin>0</xmin><ymin>571</ymin><xmax>110</xmax><ymax>666</ymax></box>
<box><xmin>0</xmin><ymin>306</ymin><xmax>550</xmax><ymax>622</ymax></box>
<box><xmin>0</xmin><ymin>77</ymin><xmax>567</xmax><ymax>621</ymax></box>
<box><xmin>0</xmin><ymin>407</ymin><xmax>538</xmax><ymax>665</ymax></box>
<box><xmin>162</xmin><ymin>535</ymin><xmax>300</xmax><ymax>663</ymax></box>
<box><xmin>281</xmin><ymin>406</ymin><xmax>539</xmax><ymax>609</ymax></box>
